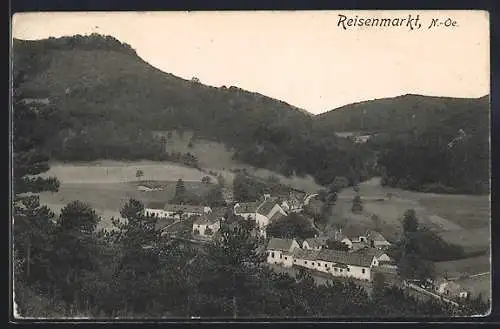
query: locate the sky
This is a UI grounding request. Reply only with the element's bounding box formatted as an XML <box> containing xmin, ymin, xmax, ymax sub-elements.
<box><xmin>12</xmin><ymin>11</ymin><xmax>489</xmax><ymax>114</ymax></box>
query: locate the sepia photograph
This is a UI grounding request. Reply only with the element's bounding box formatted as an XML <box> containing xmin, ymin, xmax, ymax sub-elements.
<box><xmin>11</xmin><ymin>10</ymin><xmax>491</xmax><ymax>319</ymax></box>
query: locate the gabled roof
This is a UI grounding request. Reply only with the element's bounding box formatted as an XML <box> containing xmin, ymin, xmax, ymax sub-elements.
<box><xmin>366</xmin><ymin>230</ymin><xmax>390</xmax><ymax>243</ymax></box>
<box><xmin>316</xmin><ymin>249</ymin><xmax>374</xmax><ymax>268</ymax></box>
<box><xmin>352</xmin><ymin>247</ymin><xmax>388</xmax><ymax>260</ymax></box>
<box><xmin>292</xmin><ymin>248</ymin><xmax>320</xmax><ymax>261</ymax></box>
<box><xmin>304</xmin><ymin>237</ymin><xmax>327</xmax><ymax>249</ymax></box>
<box><xmin>269</xmin><ymin>211</ymin><xmax>285</xmax><ymax>222</ymax></box>
<box><xmin>146</xmin><ymin>201</ymin><xmax>166</xmax><ymax>209</ymax></box>
<box><xmin>267</xmin><ymin>237</ymin><xmax>296</xmax><ymax>252</ymax></box>
<box><xmin>256</xmin><ymin>197</ymin><xmax>280</xmax><ymax>216</ymax></box>
<box><xmin>155</xmin><ymin>218</ymin><xmax>173</xmax><ymax>231</ymax></box>
<box><xmin>164</xmin><ymin>204</ymin><xmax>206</xmax><ymax>213</ymax></box>
<box><xmin>235</xmin><ymin>202</ymin><xmax>260</xmax><ymax>213</ymax></box>
<box><xmin>193</xmin><ymin>213</ymin><xmax>220</xmax><ymax>226</ymax></box>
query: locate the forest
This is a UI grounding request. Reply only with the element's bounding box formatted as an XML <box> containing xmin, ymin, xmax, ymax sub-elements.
<box><xmin>13</xmin><ymin>81</ymin><xmax>490</xmax><ymax>318</ymax></box>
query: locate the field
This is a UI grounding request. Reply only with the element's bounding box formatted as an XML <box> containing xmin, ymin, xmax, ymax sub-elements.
<box><xmin>454</xmin><ymin>274</ymin><xmax>491</xmax><ymax>303</ymax></box>
<box><xmin>434</xmin><ymin>255</ymin><xmax>491</xmax><ymax>280</ymax></box>
<box><xmin>39</xmin><ymin>161</ymin><xmax>216</xmax><ymax>230</ymax></box>
<box><xmin>332</xmin><ymin>178</ymin><xmax>490</xmax><ymax>250</ymax></box>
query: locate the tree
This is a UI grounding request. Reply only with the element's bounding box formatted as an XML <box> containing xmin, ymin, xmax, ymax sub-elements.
<box><xmin>12</xmin><ymin>71</ymin><xmax>62</xmax><ymax>315</ymax></box>
<box><xmin>110</xmin><ymin>199</ymin><xmax>161</xmax><ymax>314</ymax></box>
<box><xmin>203</xmin><ymin>185</ymin><xmax>226</xmax><ymax>208</ymax></box>
<box><xmin>136</xmin><ymin>169</ymin><xmax>144</xmax><ymax>181</ymax></box>
<box><xmin>51</xmin><ymin>201</ymin><xmax>101</xmax><ymax>309</ymax></box>
<box><xmin>372</xmin><ymin>272</ymin><xmax>387</xmax><ymax>300</ymax></box>
<box><xmin>201</xmin><ymin>176</ymin><xmax>211</xmax><ymax>184</ymax></box>
<box><xmin>326</xmin><ymin>239</ymin><xmax>349</xmax><ymax>251</ymax></box>
<box><xmin>266</xmin><ymin>213</ymin><xmax>317</xmax><ymax>240</ymax></box>
<box><xmin>205</xmin><ymin>221</ymin><xmax>265</xmax><ymax>318</ymax></box>
<box><xmin>174</xmin><ymin>178</ymin><xmax>187</xmax><ymax>203</ymax></box>
<box><xmin>402</xmin><ymin>209</ymin><xmax>419</xmax><ymax>234</ymax></box>
<box><xmin>351</xmin><ymin>195</ymin><xmax>363</xmax><ymax>213</ymax></box>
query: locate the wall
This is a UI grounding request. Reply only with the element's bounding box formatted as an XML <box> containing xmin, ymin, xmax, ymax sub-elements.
<box><xmin>348</xmin><ymin>265</ymin><xmax>371</xmax><ymax>281</ymax></box>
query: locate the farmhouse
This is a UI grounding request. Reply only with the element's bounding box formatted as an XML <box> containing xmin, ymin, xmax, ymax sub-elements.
<box><xmin>234</xmin><ymin>197</ymin><xmax>288</xmax><ymax>237</ymax></box>
<box><xmin>266</xmin><ymin>238</ymin><xmax>300</xmax><ymax>267</ymax></box>
<box><xmin>192</xmin><ymin>213</ymin><xmax>223</xmax><ymax>238</ymax></box>
<box><xmin>436</xmin><ymin>279</ymin><xmax>469</xmax><ymax>299</ymax></box>
<box><xmin>335</xmin><ymin>228</ymin><xmax>391</xmax><ymax>251</ymax></box>
<box><xmin>292</xmin><ymin>248</ymin><xmax>379</xmax><ymax>281</ymax></box>
<box><xmin>279</xmin><ymin>192</ymin><xmax>304</xmax><ymax>213</ymax></box>
<box><xmin>145</xmin><ymin>202</ymin><xmax>211</xmax><ymax>219</ymax></box>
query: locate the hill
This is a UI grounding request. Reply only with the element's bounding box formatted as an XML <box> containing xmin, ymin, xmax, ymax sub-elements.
<box><xmin>315</xmin><ymin>94</ymin><xmax>489</xmax><ymax>134</ymax></box>
<box><xmin>12</xmin><ymin>34</ymin><xmax>371</xmax><ymax>187</ymax></box>
<box><xmin>315</xmin><ymin>94</ymin><xmax>490</xmax><ymax>195</ymax></box>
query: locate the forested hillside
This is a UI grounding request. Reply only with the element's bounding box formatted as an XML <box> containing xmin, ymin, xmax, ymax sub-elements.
<box><xmin>13</xmin><ymin>34</ymin><xmax>372</xmax><ymax>187</ymax></box>
<box><xmin>315</xmin><ymin>94</ymin><xmax>490</xmax><ymax>195</ymax></box>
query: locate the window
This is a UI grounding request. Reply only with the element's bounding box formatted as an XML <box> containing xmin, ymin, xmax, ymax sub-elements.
<box><xmin>284</xmin><ymin>257</ymin><xmax>288</xmax><ymax>260</ymax></box>
<box><xmin>347</xmin><ymin>267</ymin><xmax>350</xmax><ymax>272</ymax></box>
<box><xmin>324</xmin><ymin>263</ymin><xmax>327</xmax><ymax>268</ymax></box>
<box><xmin>271</xmin><ymin>252</ymin><xmax>275</xmax><ymax>258</ymax></box>
<box><xmin>305</xmin><ymin>261</ymin><xmax>308</xmax><ymax>265</ymax></box>
<box><xmin>312</xmin><ymin>262</ymin><xmax>315</xmax><ymax>266</ymax></box>
<box><xmin>362</xmin><ymin>268</ymin><xmax>365</xmax><ymax>274</ymax></box>
<box><xmin>334</xmin><ymin>268</ymin><xmax>337</xmax><ymax>272</ymax></box>
<box><xmin>280</xmin><ymin>254</ymin><xmax>283</xmax><ymax>259</ymax></box>
<box><xmin>340</xmin><ymin>269</ymin><xmax>343</xmax><ymax>273</ymax></box>
<box><xmin>294</xmin><ymin>259</ymin><xmax>297</xmax><ymax>263</ymax></box>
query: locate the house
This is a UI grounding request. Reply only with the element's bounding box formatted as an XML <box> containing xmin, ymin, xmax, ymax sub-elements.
<box><xmin>234</xmin><ymin>197</ymin><xmax>288</xmax><ymax>238</ymax></box>
<box><xmin>366</xmin><ymin>230</ymin><xmax>392</xmax><ymax>249</ymax></box>
<box><xmin>292</xmin><ymin>248</ymin><xmax>381</xmax><ymax>281</ymax></box>
<box><xmin>279</xmin><ymin>192</ymin><xmax>304</xmax><ymax>213</ymax></box>
<box><xmin>255</xmin><ymin>197</ymin><xmax>288</xmax><ymax>237</ymax></box>
<box><xmin>233</xmin><ymin>202</ymin><xmax>261</xmax><ymax>221</ymax></box>
<box><xmin>302</xmin><ymin>237</ymin><xmax>327</xmax><ymax>251</ymax></box>
<box><xmin>266</xmin><ymin>237</ymin><xmax>300</xmax><ymax>267</ymax></box>
<box><xmin>192</xmin><ymin>213</ymin><xmax>222</xmax><ymax>238</ymax></box>
<box><xmin>292</xmin><ymin>248</ymin><xmax>321</xmax><ymax>270</ymax></box>
<box><xmin>144</xmin><ymin>203</ymin><xmax>210</xmax><ymax>219</ymax></box>
<box><xmin>436</xmin><ymin>280</ymin><xmax>469</xmax><ymax>299</ymax></box>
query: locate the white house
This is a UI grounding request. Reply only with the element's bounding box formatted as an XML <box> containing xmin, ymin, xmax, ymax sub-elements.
<box><xmin>192</xmin><ymin>213</ymin><xmax>222</xmax><ymax>238</ymax></box>
<box><xmin>292</xmin><ymin>248</ymin><xmax>384</xmax><ymax>281</ymax></box>
<box><xmin>436</xmin><ymin>280</ymin><xmax>469</xmax><ymax>299</ymax></box>
<box><xmin>145</xmin><ymin>203</ymin><xmax>210</xmax><ymax>219</ymax></box>
<box><xmin>266</xmin><ymin>237</ymin><xmax>300</xmax><ymax>267</ymax></box>
<box><xmin>234</xmin><ymin>197</ymin><xmax>287</xmax><ymax>238</ymax></box>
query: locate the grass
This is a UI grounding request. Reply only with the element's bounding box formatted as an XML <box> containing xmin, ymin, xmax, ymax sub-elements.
<box><xmin>39</xmin><ymin>179</ymin><xmax>212</xmax><ymax>231</ymax></box>
<box><xmin>438</xmin><ymin>228</ymin><xmax>490</xmax><ymax>255</ymax></box>
<box><xmin>418</xmin><ymin>196</ymin><xmax>490</xmax><ymax>230</ymax></box>
<box><xmin>434</xmin><ymin>255</ymin><xmax>490</xmax><ymax>279</ymax></box>
<box><xmin>454</xmin><ymin>274</ymin><xmax>491</xmax><ymax>303</ymax></box>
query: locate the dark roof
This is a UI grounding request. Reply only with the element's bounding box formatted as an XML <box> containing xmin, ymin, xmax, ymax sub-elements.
<box><xmin>270</xmin><ymin>211</ymin><xmax>285</xmax><ymax>222</ymax></box>
<box><xmin>211</xmin><ymin>207</ymin><xmax>227</xmax><ymax>218</ymax></box>
<box><xmin>235</xmin><ymin>202</ymin><xmax>260</xmax><ymax>213</ymax></box>
<box><xmin>292</xmin><ymin>249</ymin><xmax>320</xmax><ymax>261</ymax></box>
<box><xmin>193</xmin><ymin>213</ymin><xmax>220</xmax><ymax>225</ymax></box>
<box><xmin>355</xmin><ymin>247</ymin><xmax>388</xmax><ymax>259</ymax></box>
<box><xmin>164</xmin><ymin>204</ymin><xmax>206</xmax><ymax>213</ymax></box>
<box><xmin>146</xmin><ymin>201</ymin><xmax>165</xmax><ymax>209</ymax></box>
<box><xmin>267</xmin><ymin>238</ymin><xmax>296</xmax><ymax>252</ymax></box>
<box><xmin>304</xmin><ymin>238</ymin><xmax>326</xmax><ymax>248</ymax></box>
<box><xmin>316</xmin><ymin>249</ymin><xmax>374</xmax><ymax>267</ymax></box>
<box><xmin>341</xmin><ymin>226</ymin><xmax>367</xmax><ymax>239</ymax></box>
<box><xmin>256</xmin><ymin>197</ymin><xmax>280</xmax><ymax>216</ymax></box>
<box><xmin>367</xmin><ymin>230</ymin><xmax>390</xmax><ymax>243</ymax></box>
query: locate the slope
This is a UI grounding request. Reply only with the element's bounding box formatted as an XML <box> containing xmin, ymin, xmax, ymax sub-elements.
<box><xmin>12</xmin><ymin>34</ymin><xmax>371</xmax><ymax>187</ymax></box>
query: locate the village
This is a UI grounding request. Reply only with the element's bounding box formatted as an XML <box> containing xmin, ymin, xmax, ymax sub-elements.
<box><xmin>142</xmin><ymin>180</ymin><xmax>472</xmax><ymax>307</ymax></box>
